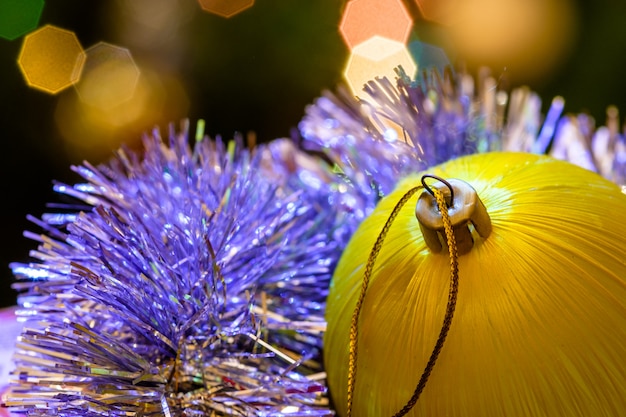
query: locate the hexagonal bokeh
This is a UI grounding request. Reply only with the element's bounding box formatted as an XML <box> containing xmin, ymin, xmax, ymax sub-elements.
<box><xmin>408</xmin><ymin>40</ymin><xmax>451</xmax><ymax>79</ymax></box>
<box><xmin>344</xmin><ymin>36</ymin><xmax>416</xmax><ymax>96</ymax></box>
<box><xmin>56</xmin><ymin>68</ymin><xmax>190</xmax><ymax>162</ymax></box>
<box><xmin>0</xmin><ymin>0</ymin><xmax>44</xmax><ymax>40</ymax></box>
<box><xmin>75</xmin><ymin>42</ymin><xmax>141</xmax><ymax>110</ymax></box>
<box><xmin>414</xmin><ymin>0</ymin><xmax>460</xmax><ymax>26</ymax></box>
<box><xmin>17</xmin><ymin>25</ymin><xmax>86</xmax><ymax>94</ymax></box>
<box><xmin>198</xmin><ymin>0</ymin><xmax>254</xmax><ymax>18</ymax></box>
<box><xmin>340</xmin><ymin>0</ymin><xmax>412</xmax><ymax>50</ymax></box>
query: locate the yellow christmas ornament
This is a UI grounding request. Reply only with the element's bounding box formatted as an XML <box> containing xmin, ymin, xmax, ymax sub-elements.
<box><xmin>324</xmin><ymin>151</ymin><xmax>626</xmax><ymax>417</ymax></box>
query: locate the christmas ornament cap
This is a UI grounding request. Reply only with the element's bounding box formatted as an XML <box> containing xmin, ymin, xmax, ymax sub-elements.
<box><xmin>415</xmin><ymin>176</ymin><xmax>492</xmax><ymax>255</ymax></box>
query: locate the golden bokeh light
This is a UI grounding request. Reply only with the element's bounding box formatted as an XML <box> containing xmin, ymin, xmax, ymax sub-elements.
<box><xmin>414</xmin><ymin>0</ymin><xmax>461</xmax><ymax>26</ymax></box>
<box><xmin>56</xmin><ymin>68</ymin><xmax>190</xmax><ymax>161</ymax></box>
<box><xmin>75</xmin><ymin>42</ymin><xmax>141</xmax><ymax>110</ymax></box>
<box><xmin>340</xmin><ymin>0</ymin><xmax>412</xmax><ymax>50</ymax></box>
<box><xmin>344</xmin><ymin>36</ymin><xmax>417</xmax><ymax>142</ymax></box>
<box><xmin>198</xmin><ymin>0</ymin><xmax>254</xmax><ymax>18</ymax></box>
<box><xmin>17</xmin><ymin>25</ymin><xmax>86</xmax><ymax>94</ymax></box>
<box><xmin>447</xmin><ymin>0</ymin><xmax>578</xmax><ymax>83</ymax></box>
<box><xmin>344</xmin><ymin>35</ymin><xmax>417</xmax><ymax>96</ymax></box>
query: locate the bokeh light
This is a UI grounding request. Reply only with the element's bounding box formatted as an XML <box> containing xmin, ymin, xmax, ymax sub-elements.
<box><xmin>56</xmin><ymin>68</ymin><xmax>190</xmax><ymax>161</ymax></box>
<box><xmin>118</xmin><ymin>0</ymin><xmax>194</xmax><ymax>31</ymax></box>
<box><xmin>0</xmin><ymin>0</ymin><xmax>44</xmax><ymax>41</ymax></box>
<box><xmin>17</xmin><ymin>25</ymin><xmax>85</xmax><ymax>94</ymax></box>
<box><xmin>116</xmin><ymin>0</ymin><xmax>195</xmax><ymax>55</ymax></box>
<box><xmin>447</xmin><ymin>0</ymin><xmax>578</xmax><ymax>84</ymax></box>
<box><xmin>198</xmin><ymin>0</ymin><xmax>254</xmax><ymax>18</ymax></box>
<box><xmin>414</xmin><ymin>0</ymin><xmax>460</xmax><ymax>26</ymax></box>
<box><xmin>343</xmin><ymin>35</ymin><xmax>416</xmax><ymax>96</ymax></box>
<box><xmin>75</xmin><ymin>42</ymin><xmax>141</xmax><ymax>110</ymax></box>
<box><xmin>408</xmin><ymin>40</ymin><xmax>451</xmax><ymax>79</ymax></box>
<box><xmin>340</xmin><ymin>0</ymin><xmax>412</xmax><ymax>50</ymax></box>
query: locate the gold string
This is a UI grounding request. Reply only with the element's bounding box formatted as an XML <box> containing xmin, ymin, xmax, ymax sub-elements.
<box><xmin>345</xmin><ymin>186</ymin><xmax>460</xmax><ymax>417</ymax></box>
<box><xmin>391</xmin><ymin>187</ymin><xmax>459</xmax><ymax>416</ymax></box>
<box><xmin>346</xmin><ymin>186</ymin><xmax>422</xmax><ymax>417</ymax></box>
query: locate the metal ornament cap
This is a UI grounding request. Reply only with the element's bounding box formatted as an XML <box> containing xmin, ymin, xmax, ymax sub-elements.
<box><xmin>416</xmin><ymin>178</ymin><xmax>492</xmax><ymax>255</ymax></box>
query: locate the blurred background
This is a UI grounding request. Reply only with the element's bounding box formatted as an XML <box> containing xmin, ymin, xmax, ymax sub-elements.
<box><xmin>1</xmin><ymin>0</ymin><xmax>626</xmax><ymax>308</ymax></box>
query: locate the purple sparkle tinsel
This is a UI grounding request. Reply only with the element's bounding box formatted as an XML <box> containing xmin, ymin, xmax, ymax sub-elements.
<box><xmin>3</xmin><ymin>121</ymin><xmax>359</xmax><ymax>416</ymax></box>
<box><xmin>299</xmin><ymin>66</ymin><xmax>626</xmax><ymax>217</ymax></box>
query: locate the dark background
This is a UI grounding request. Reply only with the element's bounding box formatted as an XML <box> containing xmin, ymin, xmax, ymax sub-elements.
<box><xmin>2</xmin><ymin>0</ymin><xmax>626</xmax><ymax>308</ymax></box>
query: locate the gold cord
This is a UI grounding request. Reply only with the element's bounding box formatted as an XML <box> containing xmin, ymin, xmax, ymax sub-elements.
<box><xmin>346</xmin><ymin>186</ymin><xmax>460</xmax><ymax>417</ymax></box>
<box><xmin>346</xmin><ymin>186</ymin><xmax>422</xmax><ymax>417</ymax></box>
<box><xmin>391</xmin><ymin>187</ymin><xmax>459</xmax><ymax>416</ymax></box>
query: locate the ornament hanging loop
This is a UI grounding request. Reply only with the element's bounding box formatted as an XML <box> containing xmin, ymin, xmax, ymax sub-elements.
<box><xmin>421</xmin><ymin>174</ymin><xmax>455</xmax><ymax>207</ymax></box>
<box><xmin>416</xmin><ymin>175</ymin><xmax>492</xmax><ymax>255</ymax></box>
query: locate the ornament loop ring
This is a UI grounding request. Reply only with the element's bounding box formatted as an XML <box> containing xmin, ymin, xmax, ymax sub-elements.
<box><xmin>421</xmin><ymin>174</ymin><xmax>454</xmax><ymax>207</ymax></box>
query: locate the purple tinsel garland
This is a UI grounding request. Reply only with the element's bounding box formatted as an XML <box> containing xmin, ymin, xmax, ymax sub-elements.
<box><xmin>3</xmin><ymin>121</ymin><xmax>358</xmax><ymax>416</ymax></box>
<box><xmin>299</xmin><ymin>66</ymin><xmax>626</xmax><ymax>213</ymax></box>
